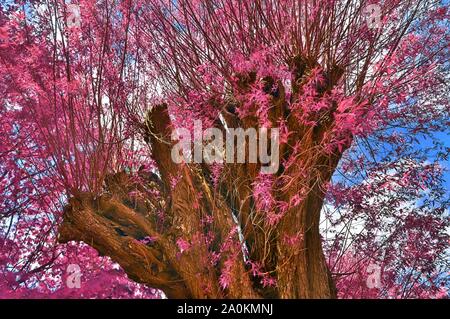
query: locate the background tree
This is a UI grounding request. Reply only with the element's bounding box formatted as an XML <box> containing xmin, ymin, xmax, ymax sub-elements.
<box><xmin>0</xmin><ymin>0</ymin><xmax>448</xmax><ymax>298</ymax></box>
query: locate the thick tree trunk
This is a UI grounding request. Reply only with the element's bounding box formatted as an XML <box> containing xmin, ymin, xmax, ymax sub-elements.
<box><xmin>59</xmin><ymin>188</ymin><xmax>335</xmax><ymax>298</ymax></box>
<box><xmin>276</xmin><ymin>181</ymin><xmax>338</xmax><ymax>298</ymax></box>
<box><xmin>59</xmin><ymin>56</ymin><xmax>345</xmax><ymax>299</ymax></box>
<box><xmin>58</xmin><ymin>172</ymin><xmax>336</xmax><ymax>298</ymax></box>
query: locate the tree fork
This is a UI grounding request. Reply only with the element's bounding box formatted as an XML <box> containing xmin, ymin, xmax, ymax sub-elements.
<box><xmin>58</xmin><ymin>58</ymin><xmax>347</xmax><ymax>299</ymax></box>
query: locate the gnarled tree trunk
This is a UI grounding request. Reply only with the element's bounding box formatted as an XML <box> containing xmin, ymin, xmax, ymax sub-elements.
<box><xmin>59</xmin><ymin>57</ymin><xmax>345</xmax><ymax>299</ymax></box>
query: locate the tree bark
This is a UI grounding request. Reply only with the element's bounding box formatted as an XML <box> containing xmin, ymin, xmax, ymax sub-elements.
<box><xmin>59</xmin><ymin>56</ymin><xmax>345</xmax><ymax>299</ymax></box>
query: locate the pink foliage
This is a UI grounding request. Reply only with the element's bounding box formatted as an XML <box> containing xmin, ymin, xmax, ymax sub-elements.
<box><xmin>0</xmin><ymin>0</ymin><xmax>449</xmax><ymax>298</ymax></box>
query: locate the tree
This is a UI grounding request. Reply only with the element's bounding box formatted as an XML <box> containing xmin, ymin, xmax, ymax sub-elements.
<box><xmin>0</xmin><ymin>0</ymin><xmax>448</xmax><ymax>299</ymax></box>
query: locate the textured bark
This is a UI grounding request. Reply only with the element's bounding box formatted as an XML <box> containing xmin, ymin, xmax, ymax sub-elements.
<box><xmin>59</xmin><ymin>56</ymin><xmax>345</xmax><ymax>299</ymax></box>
